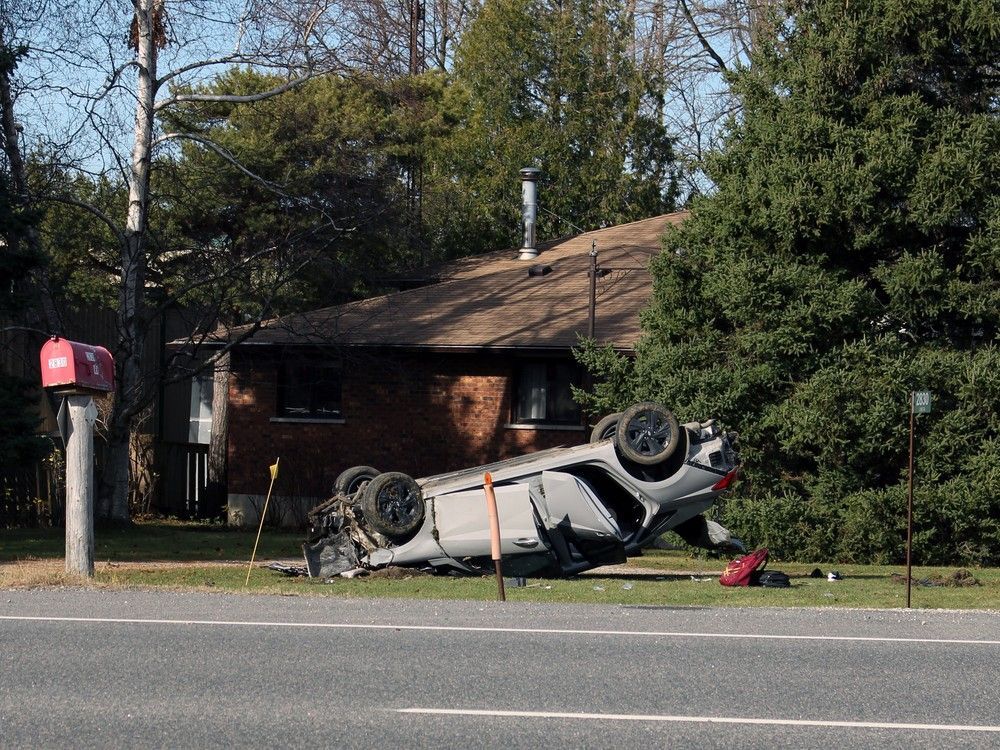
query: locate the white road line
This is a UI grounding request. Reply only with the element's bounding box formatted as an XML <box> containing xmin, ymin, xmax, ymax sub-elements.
<box><xmin>396</xmin><ymin>707</ymin><xmax>1000</xmax><ymax>733</ymax></box>
<box><xmin>1</xmin><ymin>614</ymin><xmax>998</xmax><ymax>645</ymax></box>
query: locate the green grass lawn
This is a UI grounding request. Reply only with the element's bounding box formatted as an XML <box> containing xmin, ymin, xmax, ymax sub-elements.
<box><xmin>2</xmin><ymin>521</ymin><xmax>998</xmax><ymax>610</ymax></box>
<box><xmin>93</xmin><ymin>563</ymin><xmax>1000</xmax><ymax>609</ymax></box>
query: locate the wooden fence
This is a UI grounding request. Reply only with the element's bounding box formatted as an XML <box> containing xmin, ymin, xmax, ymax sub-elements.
<box><xmin>157</xmin><ymin>443</ymin><xmax>217</xmax><ymax>520</ymax></box>
<box><xmin>0</xmin><ymin>459</ymin><xmax>63</xmax><ymax>528</ymax></box>
<box><xmin>1</xmin><ymin>443</ymin><xmax>220</xmax><ymax>527</ymax></box>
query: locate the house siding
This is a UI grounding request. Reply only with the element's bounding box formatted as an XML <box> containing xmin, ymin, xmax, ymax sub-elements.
<box><xmin>226</xmin><ymin>349</ymin><xmax>586</xmax><ymax>504</ymax></box>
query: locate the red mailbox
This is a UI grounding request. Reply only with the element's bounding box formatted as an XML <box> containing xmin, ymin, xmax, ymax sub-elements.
<box><xmin>40</xmin><ymin>337</ymin><xmax>115</xmax><ymax>393</ymax></box>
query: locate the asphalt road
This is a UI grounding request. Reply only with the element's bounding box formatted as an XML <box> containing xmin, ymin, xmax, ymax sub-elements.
<box><xmin>1</xmin><ymin>590</ymin><xmax>998</xmax><ymax>749</ymax></box>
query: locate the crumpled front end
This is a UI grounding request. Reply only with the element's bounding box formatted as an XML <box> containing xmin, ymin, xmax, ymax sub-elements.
<box><xmin>302</xmin><ymin>495</ymin><xmax>390</xmax><ymax>578</ymax></box>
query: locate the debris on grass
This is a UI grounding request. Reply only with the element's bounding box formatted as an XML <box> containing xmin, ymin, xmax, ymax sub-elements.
<box><xmin>939</xmin><ymin>569</ymin><xmax>980</xmax><ymax>586</ymax></box>
<box><xmin>890</xmin><ymin>569</ymin><xmax>980</xmax><ymax>587</ymax></box>
<box><xmin>366</xmin><ymin>566</ymin><xmax>429</xmax><ymax>580</ymax></box>
<box><xmin>267</xmin><ymin>562</ymin><xmax>308</xmax><ymax>577</ymax></box>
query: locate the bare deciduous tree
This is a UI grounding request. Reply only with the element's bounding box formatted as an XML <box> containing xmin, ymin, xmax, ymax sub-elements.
<box><xmin>327</xmin><ymin>0</ymin><xmax>473</xmax><ymax>75</ymax></box>
<box><xmin>634</xmin><ymin>0</ymin><xmax>770</xmax><ymax>197</ymax></box>
<box><xmin>6</xmin><ymin>0</ymin><xmax>346</xmax><ymax>521</ymax></box>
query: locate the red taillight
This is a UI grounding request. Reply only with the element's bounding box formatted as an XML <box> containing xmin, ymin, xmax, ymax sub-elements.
<box><xmin>712</xmin><ymin>467</ymin><xmax>739</xmax><ymax>491</ymax></box>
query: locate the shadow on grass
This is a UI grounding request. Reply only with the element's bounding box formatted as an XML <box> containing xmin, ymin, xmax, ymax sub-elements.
<box><xmin>0</xmin><ymin>521</ymin><xmax>303</xmax><ymax>563</ymax></box>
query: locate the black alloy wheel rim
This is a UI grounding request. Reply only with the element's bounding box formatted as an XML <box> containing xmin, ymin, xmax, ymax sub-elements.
<box><xmin>377</xmin><ymin>482</ymin><xmax>420</xmax><ymax>525</ymax></box>
<box><xmin>624</xmin><ymin>408</ymin><xmax>673</xmax><ymax>457</ymax></box>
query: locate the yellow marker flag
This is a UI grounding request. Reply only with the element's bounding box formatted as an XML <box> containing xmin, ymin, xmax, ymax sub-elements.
<box><xmin>247</xmin><ymin>457</ymin><xmax>280</xmax><ymax>586</ymax></box>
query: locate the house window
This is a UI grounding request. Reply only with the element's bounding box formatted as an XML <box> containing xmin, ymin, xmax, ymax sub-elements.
<box><xmin>513</xmin><ymin>361</ymin><xmax>581</xmax><ymax>425</ymax></box>
<box><xmin>188</xmin><ymin>374</ymin><xmax>213</xmax><ymax>444</ymax></box>
<box><xmin>277</xmin><ymin>361</ymin><xmax>342</xmax><ymax>419</ymax></box>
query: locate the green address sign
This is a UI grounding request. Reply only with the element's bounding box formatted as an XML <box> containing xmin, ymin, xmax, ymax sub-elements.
<box><xmin>913</xmin><ymin>390</ymin><xmax>932</xmax><ymax>414</ymax></box>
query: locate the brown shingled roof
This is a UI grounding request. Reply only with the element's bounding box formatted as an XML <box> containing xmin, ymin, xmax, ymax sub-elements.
<box><xmin>230</xmin><ymin>212</ymin><xmax>685</xmax><ymax>351</ymax></box>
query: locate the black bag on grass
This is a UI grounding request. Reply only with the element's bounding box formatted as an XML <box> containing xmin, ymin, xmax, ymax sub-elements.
<box><xmin>755</xmin><ymin>570</ymin><xmax>791</xmax><ymax>588</ymax></box>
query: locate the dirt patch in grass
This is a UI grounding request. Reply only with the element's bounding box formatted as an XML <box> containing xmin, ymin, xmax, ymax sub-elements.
<box><xmin>365</xmin><ymin>566</ymin><xmax>430</xmax><ymax>580</ymax></box>
<box><xmin>890</xmin><ymin>568</ymin><xmax>981</xmax><ymax>587</ymax></box>
<box><xmin>0</xmin><ymin>559</ymin><xmax>87</xmax><ymax>588</ymax></box>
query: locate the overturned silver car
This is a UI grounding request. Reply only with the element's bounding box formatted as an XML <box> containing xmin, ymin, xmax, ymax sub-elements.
<box><xmin>304</xmin><ymin>401</ymin><xmax>740</xmax><ymax>578</ymax></box>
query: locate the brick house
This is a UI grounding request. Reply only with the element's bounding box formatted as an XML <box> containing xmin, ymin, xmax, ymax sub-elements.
<box><xmin>215</xmin><ymin>212</ymin><xmax>685</xmax><ymax>524</ymax></box>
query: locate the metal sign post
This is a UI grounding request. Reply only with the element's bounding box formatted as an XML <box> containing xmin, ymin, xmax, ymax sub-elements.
<box><xmin>906</xmin><ymin>390</ymin><xmax>932</xmax><ymax>608</ymax></box>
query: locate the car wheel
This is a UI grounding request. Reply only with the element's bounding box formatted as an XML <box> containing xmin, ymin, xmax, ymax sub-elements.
<box><xmin>361</xmin><ymin>472</ymin><xmax>425</xmax><ymax>540</ymax></box>
<box><xmin>615</xmin><ymin>401</ymin><xmax>681</xmax><ymax>465</ymax></box>
<box><xmin>589</xmin><ymin>412</ymin><xmax>622</xmax><ymax>443</ymax></box>
<box><xmin>333</xmin><ymin>465</ymin><xmax>381</xmax><ymax>497</ymax></box>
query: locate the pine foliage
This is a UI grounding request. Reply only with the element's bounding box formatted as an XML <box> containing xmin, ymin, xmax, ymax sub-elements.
<box><xmin>446</xmin><ymin>0</ymin><xmax>679</xmax><ymax>250</ymax></box>
<box><xmin>578</xmin><ymin>0</ymin><xmax>1000</xmax><ymax>564</ymax></box>
<box><xmin>1</xmin><ymin>44</ymin><xmax>47</xmax><ymax>468</ymax></box>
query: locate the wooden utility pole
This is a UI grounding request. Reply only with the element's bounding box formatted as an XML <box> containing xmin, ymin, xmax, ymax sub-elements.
<box><xmin>41</xmin><ymin>337</ymin><xmax>114</xmax><ymax>578</ymax></box>
<box><xmin>406</xmin><ymin>0</ymin><xmax>425</xmax><ymax>264</ymax></box>
<box><xmin>409</xmin><ymin>0</ymin><xmax>423</xmax><ymax>75</ymax></box>
<box><xmin>206</xmin><ymin>352</ymin><xmax>231</xmax><ymax>517</ymax></box>
<box><xmin>65</xmin><ymin>394</ymin><xmax>98</xmax><ymax>577</ymax></box>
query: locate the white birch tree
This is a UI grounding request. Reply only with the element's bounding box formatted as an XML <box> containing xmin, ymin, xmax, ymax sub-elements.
<box><xmin>7</xmin><ymin>0</ymin><xmax>344</xmax><ymax>521</ymax></box>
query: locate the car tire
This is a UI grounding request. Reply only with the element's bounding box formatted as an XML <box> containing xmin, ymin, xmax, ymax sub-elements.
<box><xmin>333</xmin><ymin>465</ymin><xmax>381</xmax><ymax>497</ymax></box>
<box><xmin>589</xmin><ymin>412</ymin><xmax>622</xmax><ymax>443</ymax></box>
<box><xmin>615</xmin><ymin>401</ymin><xmax>681</xmax><ymax>465</ymax></box>
<box><xmin>361</xmin><ymin>471</ymin><xmax>425</xmax><ymax>540</ymax></box>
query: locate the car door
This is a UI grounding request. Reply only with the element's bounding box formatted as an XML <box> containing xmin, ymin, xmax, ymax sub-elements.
<box><xmin>535</xmin><ymin>470</ymin><xmax>626</xmax><ymax>568</ymax></box>
<box><xmin>433</xmin><ymin>482</ymin><xmax>543</xmax><ymax>558</ymax></box>
<box><xmin>538</xmin><ymin>470</ymin><xmax>622</xmax><ymax>539</ymax></box>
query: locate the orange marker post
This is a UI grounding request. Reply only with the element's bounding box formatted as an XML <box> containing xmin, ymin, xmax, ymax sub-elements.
<box><xmin>483</xmin><ymin>472</ymin><xmax>505</xmax><ymax>601</ymax></box>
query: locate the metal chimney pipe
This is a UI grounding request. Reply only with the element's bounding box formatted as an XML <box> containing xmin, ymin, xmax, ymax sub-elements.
<box><xmin>518</xmin><ymin>167</ymin><xmax>541</xmax><ymax>260</ymax></box>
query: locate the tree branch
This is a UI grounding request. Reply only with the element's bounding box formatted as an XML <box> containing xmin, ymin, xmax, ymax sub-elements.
<box><xmin>679</xmin><ymin>0</ymin><xmax>729</xmax><ymax>73</ymax></box>
<box><xmin>35</xmin><ymin>194</ymin><xmax>126</xmax><ymax>244</ymax></box>
<box><xmin>156</xmin><ymin>54</ymin><xmax>293</xmax><ymax>87</ymax></box>
<box><xmin>151</xmin><ymin>131</ymin><xmax>288</xmax><ymax>193</ymax></box>
<box><xmin>153</xmin><ymin>72</ymin><xmax>316</xmax><ymax>112</ymax></box>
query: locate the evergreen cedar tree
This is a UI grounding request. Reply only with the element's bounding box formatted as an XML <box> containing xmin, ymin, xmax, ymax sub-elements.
<box><xmin>0</xmin><ymin>44</ymin><xmax>47</xmax><ymax>467</ymax></box>
<box><xmin>448</xmin><ymin>0</ymin><xmax>679</xmax><ymax>251</ymax></box>
<box><xmin>576</xmin><ymin>0</ymin><xmax>1000</xmax><ymax>565</ymax></box>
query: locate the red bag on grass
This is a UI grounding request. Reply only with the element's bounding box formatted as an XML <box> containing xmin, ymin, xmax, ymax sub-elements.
<box><xmin>719</xmin><ymin>548</ymin><xmax>769</xmax><ymax>587</ymax></box>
